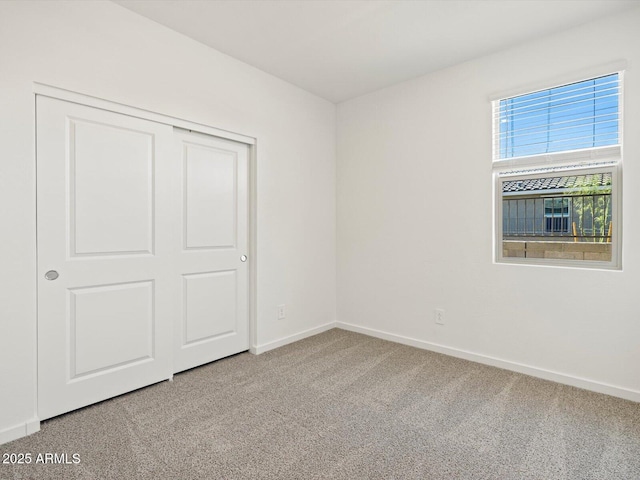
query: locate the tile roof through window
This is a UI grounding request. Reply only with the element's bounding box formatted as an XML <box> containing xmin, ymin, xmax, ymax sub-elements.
<box><xmin>502</xmin><ymin>172</ymin><xmax>612</xmax><ymax>194</ymax></box>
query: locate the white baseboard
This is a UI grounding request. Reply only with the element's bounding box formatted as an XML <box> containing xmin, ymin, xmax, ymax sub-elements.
<box><xmin>0</xmin><ymin>418</ymin><xmax>40</xmax><ymax>445</ymax></box>
<box><xmin>251</xmin><ymin>322</ymin><xmax>336</xmax><ymax>355</ymax></box>
<box><xmin>336</xmin><ymin>321</ymin><xmax>640</xmax><ymax>403</ymax></box>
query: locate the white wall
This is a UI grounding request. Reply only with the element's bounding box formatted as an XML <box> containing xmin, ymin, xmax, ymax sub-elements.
<box><xmin>0</xmin><ymin>0</ymin><xmax>336</xmax><ymax>442</ymax></box>
<box><xmin>337</xmin><ymin>7</ymin><xmax>640</xmax><ymax>400</ymax></box>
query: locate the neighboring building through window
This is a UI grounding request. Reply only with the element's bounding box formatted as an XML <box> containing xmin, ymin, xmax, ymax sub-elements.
<box><xmin>544</xmin><ymin>198</ymin><xmax>570</xmax><ymax>234</ymax></box>
<box><xmin>493</xmin><ymin>72</ymin><xmax>622</xmax><ymax>268</ymax></box>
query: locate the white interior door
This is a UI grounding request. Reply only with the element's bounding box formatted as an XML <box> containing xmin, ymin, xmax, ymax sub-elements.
<box><xmin>37</xmin><ymin>96</ymin><xmax>177</xmax><ymax>420</ymax></box>
<box><xmin>173</xmin><ymin>130</ymin><xmax>249</xmax><ymax>373</ymax></box>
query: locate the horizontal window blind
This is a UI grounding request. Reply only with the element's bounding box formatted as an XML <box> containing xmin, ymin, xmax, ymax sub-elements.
<box><xmin>494</xmin><ymin>73</ymin><xmax>620</xmax><ymax>160</ymax></box>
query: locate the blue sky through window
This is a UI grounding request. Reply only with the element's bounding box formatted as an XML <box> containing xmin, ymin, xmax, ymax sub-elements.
<box><xmin>498</xmin><ymin>73</ymin><xmax>619</xmax><ymax>159</ymax></box>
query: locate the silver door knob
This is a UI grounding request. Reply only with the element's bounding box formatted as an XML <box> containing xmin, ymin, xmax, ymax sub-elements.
<box><xmin>44</xmin><ymin>270</ymin><xmax>59</xmax><ymax>281</ymax></box>
<box><xmin>240</xmin><ymin>255</ymin><xmax>247</xmax><ymax>262</ymax></box>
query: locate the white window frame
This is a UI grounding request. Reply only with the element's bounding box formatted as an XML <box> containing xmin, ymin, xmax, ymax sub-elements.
<box><xmin>492</xmin><ymin>70</ymin><xmax>624</xmax><ymax>270</ymax></box>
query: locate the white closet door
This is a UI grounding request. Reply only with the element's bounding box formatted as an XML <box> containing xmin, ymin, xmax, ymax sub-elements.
<box><xmin>173</xmin><ymin>130</ymin><xmax>249</xmax><ymax>373</ymax></box>
<box><xmin>37</xmin><ymin>97</ymin><xmax>177</xmax><ymax>420</ymax></box>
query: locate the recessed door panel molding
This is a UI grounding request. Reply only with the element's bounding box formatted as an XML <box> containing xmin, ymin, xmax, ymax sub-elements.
<box><xmin>183</xmin><ymin>141</ymin><xmax>237</xmax><ymax>250</ymax></box>
<box><xmin>182</xmin><ymin>271</ymin><xmax>237</xmax><ymax>346</ymax></box>
<box><xmin>69</xmin><ymin>119</ymin><xmax>154</xmax><ymax>257</ymax></box>
<box><xmin>37</xmin><ymin>92</ymin><xmax>252</xmax><ymax>421</ymax></box>
<box><xmin>69</xmin><ymin>281</ymin><xmax>154</xmax><ymax>380</ymax></box>
<box><xmin>174</xmin><ymin>130</ymin><xmax>249</xmax><ymax>374</ymax></box>
<box><xmin>37</xmin><ymin>96</ymin><xmax>175</xmax><ymax>420</ymax></box>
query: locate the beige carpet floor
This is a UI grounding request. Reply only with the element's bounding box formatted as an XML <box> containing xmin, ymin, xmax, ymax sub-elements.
<box><xmin>1</xmin><ymin>328</ymin><xmax>639</xmax><ymax>479</ymax></box>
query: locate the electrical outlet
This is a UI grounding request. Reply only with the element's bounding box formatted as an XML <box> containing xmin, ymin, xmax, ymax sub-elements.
<box><xmin>277</xmin><ymin>304</ymin><xmax>286</xmax><ymax>320</ymax></box>
<box><xmin>435</xmin><ymin>308</ymin><xmax>445</xmax><ymax>325</ymax></box>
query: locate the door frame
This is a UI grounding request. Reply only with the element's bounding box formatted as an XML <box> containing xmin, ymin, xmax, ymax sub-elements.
<box><xmin>33</xmin><ymin>81</ymin><xmax>259</xmax><ymax>383</ymax></box>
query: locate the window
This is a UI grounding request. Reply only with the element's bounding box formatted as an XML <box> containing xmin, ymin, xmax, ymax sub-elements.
<box><xmin>493</xmin><ymin>72</ymin><xmax>622</xmax><ymax>268</ymax></box>
<box><xmin>544</xmin><ymin>198</ymin><xmax>570</xmax><ymax>233</ymax></box>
